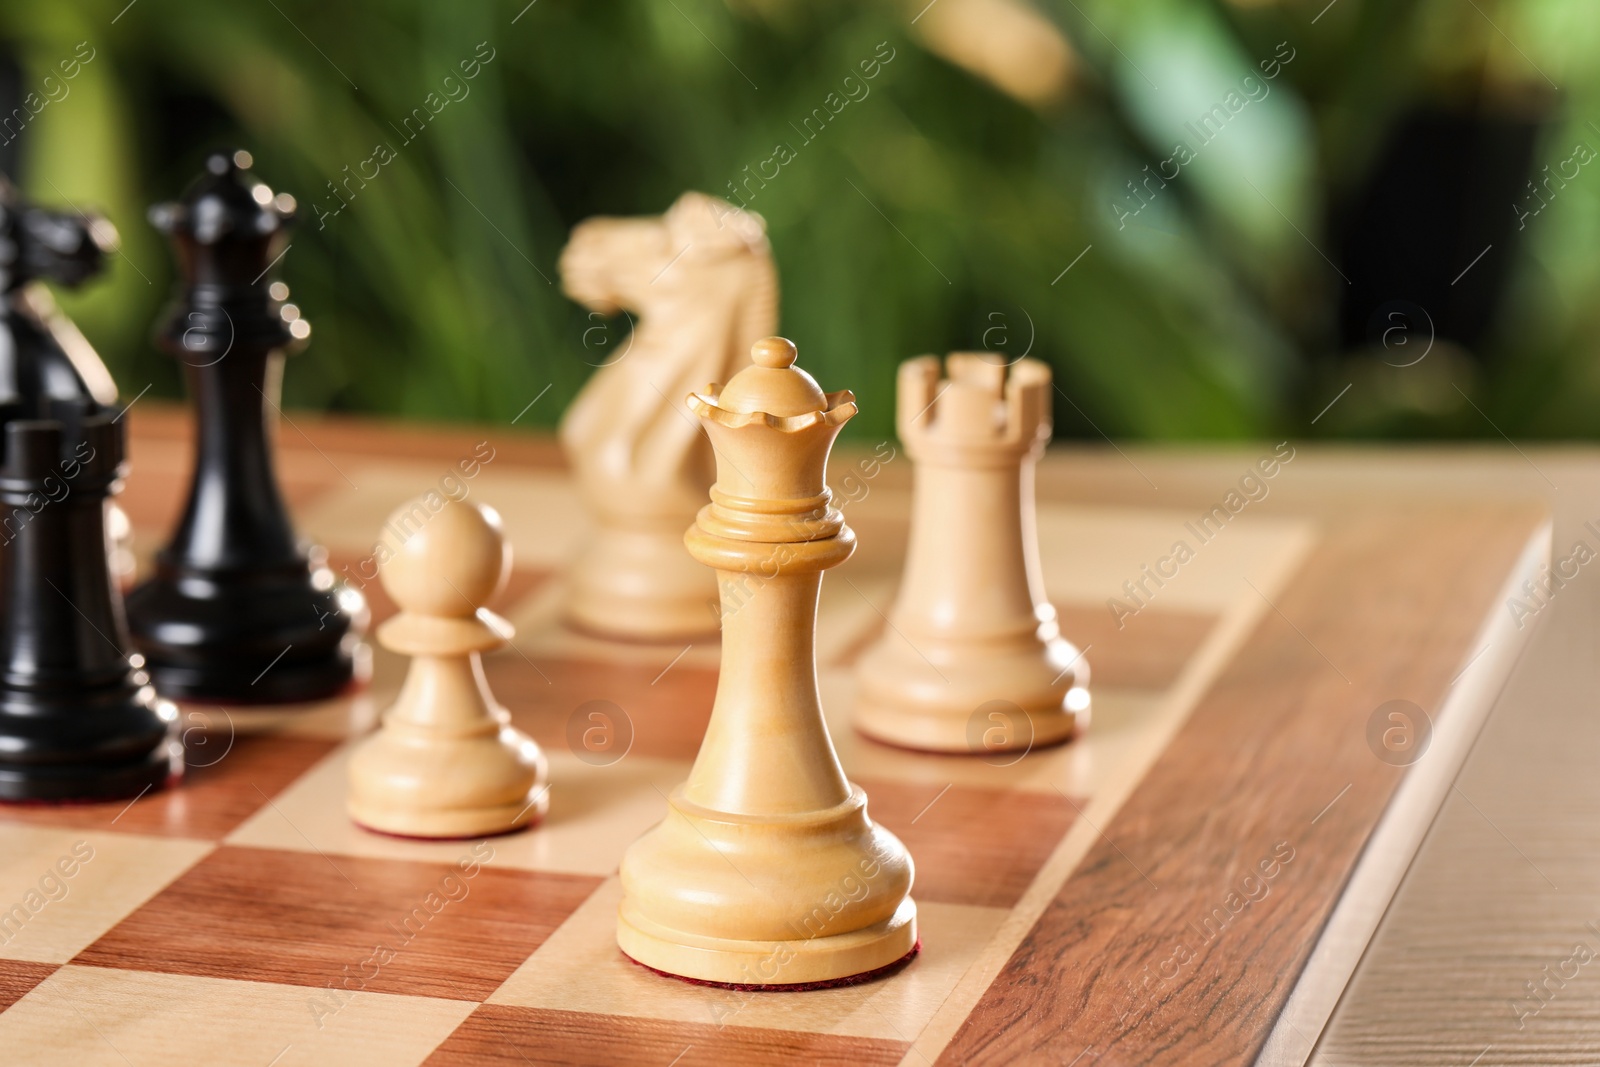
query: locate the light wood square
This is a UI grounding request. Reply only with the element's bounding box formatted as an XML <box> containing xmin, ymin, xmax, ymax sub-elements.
<box><xmin>297</xmin><ymin>461</ymin><xmax>586</xmax><ymax>570</ymax></box>
<box><xmin>225</xmin><ymin>743</ymin><xmax>688</xmax><ymax>877</ymax></box>
<box><xmin>822</xmin><ymin>666</ymin><xmax>1170</xmax><ymax>798</ymax></box>
<box><xmin>837</xmin><ymin>491</ymin><xmax>1312</xmax><ymax>616</ymax></box>
<box><xmin>0</xmin><ymin>964</ymin><xmax>474</xmax><ymax>1066</ymax></box>
<box><xmin>0</xmin><ymin>827</ymin><xmax>210</xmax><ymax>964</ymax></box>
<box><xmin>489</xmin><ymin>877</ymin><xmax>1009</xmax><ymax>1041</ymax></box>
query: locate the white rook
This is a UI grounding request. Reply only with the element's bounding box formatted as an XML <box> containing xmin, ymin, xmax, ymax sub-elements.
<box><xmin>854</xmin><ymin>354</ymin><xmax>1089</xmax><ymax>753</ymax></box>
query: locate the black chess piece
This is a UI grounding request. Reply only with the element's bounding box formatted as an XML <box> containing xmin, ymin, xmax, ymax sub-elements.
<box><xmin>0</xmin><ymin>176</ymin><xmax>141</xmax><ymax>591</ymax></box>
<box><xmin>0</xmin><ymin>406</ymin><xmax>179</xmax><ymax>802</ymax></box>
<box><xmin>0</xmin><ymin>174</ymin><xmax>123</xmax><ymax>408</ymax></box>
<box><xmin>125</xmin><ymin>150</ymin><xmax>366</xmax><ymax>703</ymax></box>
<box><xmin>0</xmin><ymin>180</ymin><xmax>178</xmax><ymax>801</ymax></box>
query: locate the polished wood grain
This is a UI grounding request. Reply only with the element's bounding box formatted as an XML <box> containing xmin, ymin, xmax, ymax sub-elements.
<box><xmin>74</xmin><ymin>846</ymin><xmax>601</xmax><ymax>1001</ymax></box>
<box><xmin>486</xmin><ymin>654</ymin><xmax>721</xmax><ymax>762</ymax></box>
<box><xmin>938</xmin><ymin>503</ymin><xmax>1545</xmax><ymax>1065</ymax></box>
<box><xmin>835</xmin><ymin>604</ymin><xmax>1214</xmax><ymax>692</ymax></box>
<box><xmin>0</xmin><ymin>961</ymin><xmax>55</xmax><ymax>1012</ymax></box>
<box><xmin>127</xmin><ymin>402</ymin><xmax>567</xmax><ymax>470</ymax></box>
<box><xmin>426</xmin><ymin>1005</ymin><xmax>909</xmax><ymax>1066</ymax></box>
<box><xmin>0</xmin><ymin>735</ymin><xmax>338</xmax><ymax>840</ymax></box>
<box><xmin>861</xmin><ymin>780</ymin><xmax>1080</xmax><ymax>909</ymax></box>
<box><xmin>0</xmin><ymin>963</ymin><xmax>478</xmax><ymax>1066</ymax></box>
<box><xmin>1053</xmin><ymin>604</ymin><xmax>1217</xmax><ymax>691</ymax></box>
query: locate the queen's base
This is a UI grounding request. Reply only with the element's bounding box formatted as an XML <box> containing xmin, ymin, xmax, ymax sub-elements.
<box><xmin>617</xmin><ymin>787</ymin><xmax>917</xmax><ymax>985</ymax></box>
<box><xmin>619</xmin><ymin>898</ymin><xmax>918</xmax><ymax>986</ymax></box>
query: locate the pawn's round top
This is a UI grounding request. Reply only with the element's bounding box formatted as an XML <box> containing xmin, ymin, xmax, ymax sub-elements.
<box><xmin>716</xmin><ymin>336</ymin><xmax>826</xmax><ymax>417</ymax></box>
<box><xmin>379</xmin><ymin>498</ymin><xmax>510</xmax><ymax>619</ymax></box>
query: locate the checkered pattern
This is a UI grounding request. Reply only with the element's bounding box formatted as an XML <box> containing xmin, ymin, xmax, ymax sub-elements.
<box><xmin>0</xmin><ymin>429</ymin><xmax>1310</xmax><ymax>1066</ymax></box>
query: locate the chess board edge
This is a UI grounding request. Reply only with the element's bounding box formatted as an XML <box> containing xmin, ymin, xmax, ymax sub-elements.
<box><xmin>1253</xmin><ymin>516</ymin><xmax>1549</xmax><ymax>1067</ymax></box>
<box><xmin>934</xmin><ymin>501</ymin><xmax>1549</xmax><ymax>1067</ymax></box>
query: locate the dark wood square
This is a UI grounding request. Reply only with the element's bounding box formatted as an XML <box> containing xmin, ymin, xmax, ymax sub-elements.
<box><xmin>0</xmin><ymin>733</ymin><xmax>337</xmax><ymax>840</ymax></box>
<box><xmin>73</xmin><ymin>845</ymin><xmax>601</xmax><ymax>1001</ymax></box>
<box><xmin>1053</xmin><ymin>604</ymin><xmax>1216</xmax><ymax>690</ymax></box>
<box><xmin>863</xmin><ymin>780</ymin><xmax>1080</xmax><ymax>908</ymax></box>
<box><xmin>425</xmin><ymin>1005</ymin><xmax>908</xmax><ymax>1067</ymax></box>
<box><xmin>0</xmin><ymin>960</ymin><xmax>56</xmax><ymax>1013</ymax></box>
<box><xmin>487</xmin><ymin>654</ymin><xmax>720</xmax><ymax>762</ymax></box>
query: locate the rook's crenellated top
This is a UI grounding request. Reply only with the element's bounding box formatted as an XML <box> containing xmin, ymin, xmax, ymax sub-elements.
<box><xmin>896</xmin><ymin>354</ymin><xmax>1051</xmax><ymax>466</ymax></box>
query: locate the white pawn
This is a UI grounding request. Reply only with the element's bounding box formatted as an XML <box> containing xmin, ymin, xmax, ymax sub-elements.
<box><xmin>348</xmin><ymin>497</ymin><xmax>548</xmax><ymax>838</ymax></box>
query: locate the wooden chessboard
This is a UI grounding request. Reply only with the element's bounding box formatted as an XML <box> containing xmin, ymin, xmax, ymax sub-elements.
<box><xmin>0</xmin><ymin>406</ymin><xmax>1549</xmax><ymax>1066</ymax></box>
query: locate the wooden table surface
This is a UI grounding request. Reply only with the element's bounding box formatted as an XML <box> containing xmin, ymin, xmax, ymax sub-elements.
<box><xmin>1304</xmin><ymin>450</ymin><xmax>1600</xmax><ymax>1067</ymax></box>
<box><xmin>118</xmin><ymin>404</ymin><xmax>1593</xmax><ymax>1065</ymax></box>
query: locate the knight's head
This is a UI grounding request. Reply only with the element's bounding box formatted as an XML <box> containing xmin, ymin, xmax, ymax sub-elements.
<box><xmin>0</xmin><ymin>175</ymin><xmax>118</xmax><ymax>293</ymax></box>
<box><xmin>559</xmin><ymin>192</ymin><xmax>768</xmax><ymax>314</ymax></box>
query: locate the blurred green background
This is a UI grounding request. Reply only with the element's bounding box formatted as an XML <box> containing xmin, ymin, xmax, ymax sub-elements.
<box><xmin>0</xmin><ymin>0</ymin><xmax>1596</xmax><ymax>441</ymax></box>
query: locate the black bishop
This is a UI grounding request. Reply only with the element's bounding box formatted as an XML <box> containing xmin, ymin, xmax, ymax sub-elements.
<box><xmin>126</xmin><ymin>150</ymin><xmax>367</xmax><ymax>703</ymax></box>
